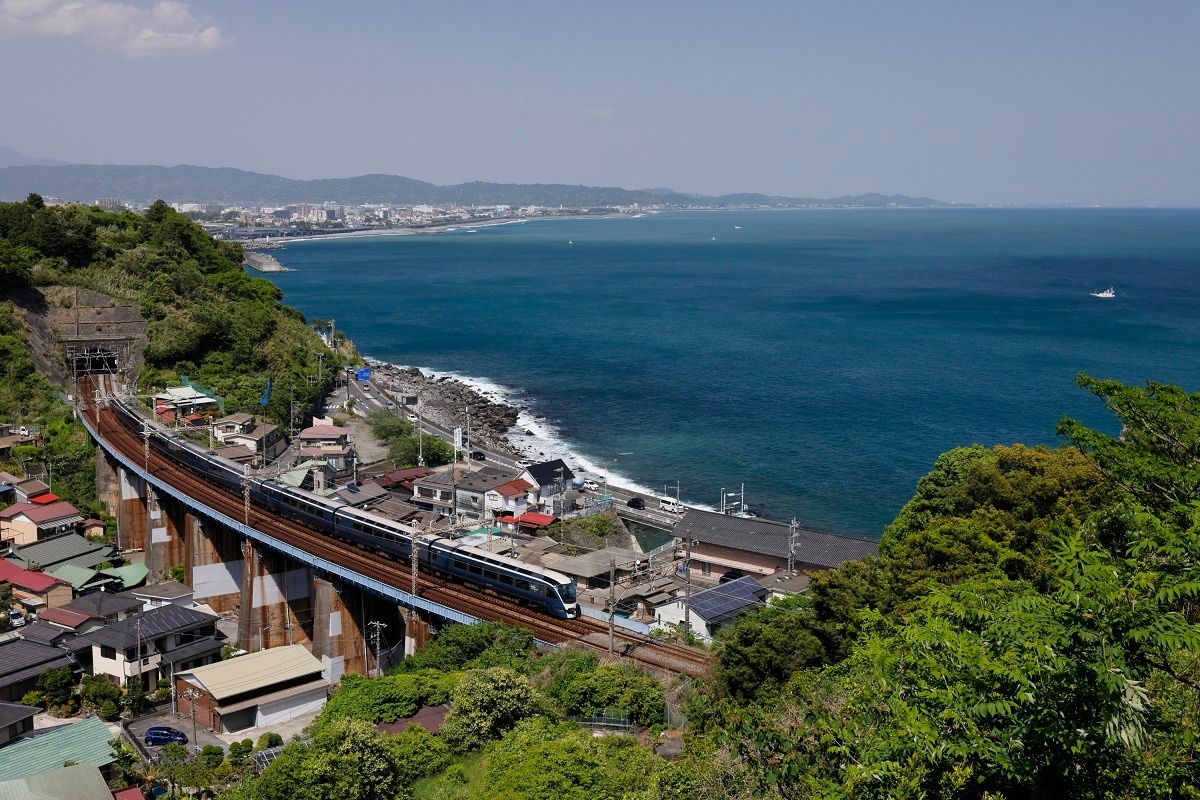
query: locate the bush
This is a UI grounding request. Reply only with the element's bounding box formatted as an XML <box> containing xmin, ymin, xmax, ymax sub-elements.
<box><xmin>255</xmin><ymin>732</ymin><xmax>283</xmax><ymax>751</ymax></box>
<box><xmin>199</xmin><ymin>744</ymin><xmax>225</xmax><ymax>768</ymax></box>
<box><xmin>391</xmin><ymin>725</ymin><xmax>451</xmax><ymax>785</ymax></box>
<box><xmin>228</xmin><ymin>738</ymin><xmax>253</xmax><ymax>766</ymax></box>
<box><xmin>98</xmin><ymin>699</ymin><xmax>120</xmax><ymax>721</ymax></box>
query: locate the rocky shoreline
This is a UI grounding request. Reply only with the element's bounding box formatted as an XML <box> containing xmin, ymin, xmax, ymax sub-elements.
<box><xmin>367</xmin><ymin>363</ymin><xmax>525</xmax><ymax>456</ymax></box>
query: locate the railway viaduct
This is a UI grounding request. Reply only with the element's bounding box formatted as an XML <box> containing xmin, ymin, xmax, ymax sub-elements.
<box><xmin>85</xmin><ymin>405</ymin><xmax>460</xmax><ymax>681</ymax></box>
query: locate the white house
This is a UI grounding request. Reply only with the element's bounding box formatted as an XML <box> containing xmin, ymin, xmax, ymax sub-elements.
<box><xmin>653</xmin><ymin>575</ymin><xmax>768</xmax><ymax>645</ymax></box>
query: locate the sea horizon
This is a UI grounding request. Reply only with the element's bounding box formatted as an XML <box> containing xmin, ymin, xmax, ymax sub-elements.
<box><xmin>263</xmin><ymin>208</ymin><xmax>1200</xmax><ymax>538</ymax></box>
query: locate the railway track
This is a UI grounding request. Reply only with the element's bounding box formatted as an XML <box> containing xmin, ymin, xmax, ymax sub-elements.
<box><xmin>90</xmin><ymin>399</ymin><xmax>711</xmax><ymax>678</ymax></box>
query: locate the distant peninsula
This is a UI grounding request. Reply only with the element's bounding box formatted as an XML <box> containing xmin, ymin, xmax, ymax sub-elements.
<box><xmin>0</xmin><ymin>157</ymin><xmax>958</xmax><ymax>210</ymax></box>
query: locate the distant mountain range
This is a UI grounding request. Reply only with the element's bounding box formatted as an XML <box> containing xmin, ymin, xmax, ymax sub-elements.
<box><xmin>0</xmin><ymin>150</ymin><xmax>955</xmax><ymax>209</ymax></box>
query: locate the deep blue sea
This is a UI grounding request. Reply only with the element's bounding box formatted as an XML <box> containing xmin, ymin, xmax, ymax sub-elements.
<box><xmin>264</xmin><ymin>209</ymin><xmax>1200</xmax><ymax>538</ymax></box>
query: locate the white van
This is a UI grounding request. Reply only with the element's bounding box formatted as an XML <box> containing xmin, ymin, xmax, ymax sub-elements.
<box><xmin>659</xmin><ymin>497</ymin><xmax>684</xmax><ymax>514</ymax></box>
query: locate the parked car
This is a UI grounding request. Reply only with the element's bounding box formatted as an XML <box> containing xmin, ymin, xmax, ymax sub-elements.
<box><xmin>659</xmin><ymin>496</ymin><xmax>684</xmax><ymax>514</ymax></box>
<box><xmin>583</xmin><ymin>480</ymin><xmax>600</xmax><ymax>491</ymax></box>
<box><xmin>8</xmin><ymin>609</ymin><xmax>25</xmax><ymax>628</ymax></box>
<box><xmin>626</xmin><ymin>496</ymin><xmax>646</xmax><ymax>510</ymax></box>
<box><xmin>406</xmin><ymin>413</ymin><xmax>419</xmax><ymax>423</ymax></box>
<box><xmin>17</xmin><ymin>426</ymin><xmax>29</xmax><ymax>437</ymax></box>
<box><xmin>516</xmin><ymin>459</ymin><xmax>533</xmax><ymax>469</ymax></box>
<box><xmin>145</xmin><ymin>726</ymin><xmax>188</xmax><ymax>746</ymax></box>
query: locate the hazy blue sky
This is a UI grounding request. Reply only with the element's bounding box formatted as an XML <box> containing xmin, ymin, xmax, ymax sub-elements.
<box><xmin>1</xmin><ymin>1</ymin><xmax>1197</xmax><ymax>205</ymax></box>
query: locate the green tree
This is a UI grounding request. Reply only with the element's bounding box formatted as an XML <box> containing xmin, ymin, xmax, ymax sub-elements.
<box><xmin>712</xmin><ymin>598</ymin><xmax>825</xmax><ymax>705</ymax></box>
<box><xmin>107</xmin><ymin>737</ymin><xmax>142</xmax><ymax>788</ymax></box>
<box><xmin>390</xmin><ymin>724</ymin><xmax>451</xmax><ymax>786</ymax></box>
<box><xmin>439</xmin><ymin>667</ymin><xmax>540</xmax><ymax>753</ymax></box>
<box><xmin>34</xmin><ymin>666</ymin><xmax>75</xmax><ymax>710</ymax></box>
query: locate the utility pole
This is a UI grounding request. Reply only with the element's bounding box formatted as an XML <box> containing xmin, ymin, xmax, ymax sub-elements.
<box><xmin>366</xmin><ymin>621</ymin><xmax>386</xmax><ymax>677</ymax></box>
<box><xmin>243</xmin><ymin>465</ymin><xmax>251</xmax><ymax>527</ymax></box>
<box><xmin>317</xmin><ymin>352</ymin><xmax>325</xmax><ymax>385</ymax></box>
<box><xmin>608</xmin><ymin>558</ymin><xmax>616</xmax><ymax>656</ymax></box>
<box><xmin>788</xmin><ymin>518</ymin><xmax>800</xmax><ymax>576</ymax></box>
<box><xmin>411</xmin><ymin>535</ymin><xmax>419</xmax><ymax>599</ymax></box>
<box><xmin>417</xmin><ymin>402</ymin><xmax>425</xmax><ymax>466</ymax></box>
<box><xmin>182</xmin><ymin>687</ymin><xmax>201</xmax><ymax>744</ymax></box>
<box><xmin>682</xmin><ymin>530</ymin><xmax>692</xmax><ymax>642</ymax></box>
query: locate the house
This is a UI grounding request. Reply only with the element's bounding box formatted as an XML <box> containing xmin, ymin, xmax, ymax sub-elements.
<box><xmin>0</xmin><ymin>639</ymin><xmax>74</xmax><ymax>703</ymax></box>
<box><xmin>6</xmin><ymin>534</ymin><xmax>117</xmax><ymax>573</ymax></box>
<box><xmin>0</xmin><ymin>702</ymin><xmax>38</xmax><ymax>747</ymax></box>
<box><xmin>518</xmin><ymin>460</ymin><xmax>575</xmax><ymax>510</ymax></box>
<box><xmin>125</xmin><ymin>580</ymin><xmax>198</xmax><ymax>611</ymax></box>
<box><xmin>0</xmin><ymin>472</ymin><xmax>19</xmax><ymax>504</ymax></box>
<box><xmin>175</xmin><ymin>645</ymin><xmax>328</xmax><ymax>733</ymax></box>
<box><xmin>12</xmin><ymin>478</ymin><xmax>49</xmax><ymax>504</ymax></box>
<box><xmin>496</xmin><ymin>511</ymin><xmax>556</xmax><ymax>534</ymax></box>
<box><xmin>212</xmin><ymin>413</ymin><xmax>287</xmax><ymax>463</ymax></box>
<box><xmin>17</xmin><ymin>622</ymin><xmax>92</xmax><ymax>674</ymax></box>
<box><xmin>85</xmin><ymin>604</ymin><xmax>221</xmax><ymax>692</ymax></box>
<box><xmin>484</xmin><ymin>478</ymin><xmax>531</xmax><ymax>521</ymax></box>
<box><xmin>0</xmin><ymin>717</ymin><xmax>116</xmax><ymax>781</ymax></box>
<box><xmin>62</xmin><ymin>591</ymin><xmax>143</xmax><ymax>626</ymax></box>
<box><xmin>332</xmin><ymin>480</ymin><xmax>389</xmax><ymax>508</ymax></box>
<box><xmin>369</xmin><ymin>466</ymin><xmax>432</xmax><ymax>496</ymax></box>
<box><xmin>36</xmin><ymin>606</ymin><xmax>102</xmax><ymax>636</ymax></box>
<box><xmin>0</xmin><ymin>502</ymin><xmax>84</xmax><ymax>548</ymax></box>
<box><xmin>45</xmin><ymin>563</ymin><xmax>120</xmax><ymax>596</ymax></box>
<box><xmin>676</xmin><ymin>509</ymin><xmax>878</xmax><ymax>584</ymax></box>
<box><xmin>542</xmin><ymin>546</ymin><xmax>647</xmax><ymax>593</ymax></box>
<box><xmin>653</xmin><ymin>575</ymin><xmax>769</xmax><ymax>644</ymax></box>
<box><xmin>0</xmin><ymin>763</ymin><xmax>116</xmax><ymax>800</ymax></box>
<box><xmin>0</xmin><ymin>559</ymin><xmax>72</xmax><ymax>614</ymax></box>
<box><xmin>452</xmin><ymin>467</ymin><xmax>523</xmax><ymax>521</ymax></box>
<box><xmin>411</xmin><ymin>471</ymin><xmax>456</xmax><ymax>515</ymax></box>
<box><xmin>152</xmin><ymin>386</ymin><xmax>219</xmax><ymax>423</ymax></box>
<box><xmin>297</xmin><ymin>423</ymin><xmax>353</xmax><ymax>476</ymax></box>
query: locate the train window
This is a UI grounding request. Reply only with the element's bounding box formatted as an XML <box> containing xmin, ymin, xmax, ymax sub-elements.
<box><xmin>499</xmin><ymin>575</ymin><xmax>514</xmax><ymax>586</ymax></box>
<box><xmin>483</xmin><ymin>569</ymin><xmax>498</xmax><ymax>581</ymax></box>
<box><xmin>468</xmin><ymin>564</ymin><xmax>483</xmax><ymax>576</ymax></box>
<box><xmin>559</xmin><ymin>583</ymin><xmax>578</xmax><ymax>602</ymax></box>
<box><xmin>515</xmin><ymin>579</ymin><xmax>531</xmax><ymax>592</ymax></box>
<box><xmin>453</xmin><ymin>560</ymin><xmax>467</xmax><ymax>571</ymax></box>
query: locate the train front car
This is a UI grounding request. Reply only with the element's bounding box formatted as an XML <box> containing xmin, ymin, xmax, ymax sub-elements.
<box><xmin>551</xmin><ymin>576</ymin><xmax>580</xmax><ymax>618</ymax></box>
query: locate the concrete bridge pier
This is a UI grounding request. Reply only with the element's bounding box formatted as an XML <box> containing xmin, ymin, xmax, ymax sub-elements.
<box><xmin>189</xmin><ymin>519</ymin><xmax>245</xmax><ymax>615</ymax></box>
<box><xmin>236</xmin><ymin>542</ymin><xmax>315</xmax><ymax>654</ymax></box>
<box><xmin>404</xmin><ymin>608</ymin><xmax>432</xmax><ymax>657</ymax></box>
<box><xmin>143</xmin><ymin>491</ymin><xmax>190</xmax><ymax>580</ymax></box>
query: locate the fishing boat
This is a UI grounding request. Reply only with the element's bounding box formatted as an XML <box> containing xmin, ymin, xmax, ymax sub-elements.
<box><xmin>1090</xmin><ymin>286</ymin><xmax>1116</xmax><ymax>298</ymax></box>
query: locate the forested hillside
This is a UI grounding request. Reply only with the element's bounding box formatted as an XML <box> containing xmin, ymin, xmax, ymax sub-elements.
<box><xmin>0</xmin><ymin>193</ymin><xmax>340</xmax><ymax>518</ymax></box>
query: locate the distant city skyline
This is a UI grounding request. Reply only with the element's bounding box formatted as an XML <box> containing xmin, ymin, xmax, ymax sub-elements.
<box><xmin>1</xmin><ymin>1</ymin><xmax>1197</xmax><ymax>206</ymax></box>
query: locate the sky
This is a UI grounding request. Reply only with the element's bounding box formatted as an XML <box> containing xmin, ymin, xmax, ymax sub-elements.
<box><xmin>1</xmin><ymin>1</ymin><xmax>1197</xmax><ymax>205</ymax></box>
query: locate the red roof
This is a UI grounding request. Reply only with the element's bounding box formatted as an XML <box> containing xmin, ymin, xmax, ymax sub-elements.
<box><xmin>0</xmin><ymin>559</ymin><xmax>69</xmax><ymax>593</ymax></box>
<box><xmin>0</xmin><ymin>500</ymin><xmax>80</xmax><ymax>523</ymax></box>
<box><xmin>29</xmin><ymin>492</ymin><xmax>59</xmax><ymax>504</ymax></box>
<box><xmin>113</xmin><ymin>788</ymin><xmax>144</xmax><ymax>800</ymax></box>
<box><xmin>36</xmin><ymin>606</ymin><xmax>94</xmax><ymax>627</ymax></box>
<box><xmin>517</xmin><ymin>512</ymin><xmax>556</xmax><ymax>527</ymax></box>
<box><xmin>494</xmin><ymin>479</ymin><xmax>532</xmax><ymax>498</ymax></box>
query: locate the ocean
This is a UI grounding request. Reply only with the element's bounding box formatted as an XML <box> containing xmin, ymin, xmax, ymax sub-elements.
<box><xmin>262</xmin><ymin>208</ymin><xmax>1200</xmax><ymax>538</ymax></box>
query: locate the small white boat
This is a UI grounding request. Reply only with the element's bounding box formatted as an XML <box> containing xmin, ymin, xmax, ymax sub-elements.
<box><xmin>734</xmin><ymin>225</ymin><xmax>742</xmax><ymax>229</ymax></box>
<box><xmin>1090</xmin><ymin>286</ymin><xmax>1116</xmax><ymax>298</ymax></box>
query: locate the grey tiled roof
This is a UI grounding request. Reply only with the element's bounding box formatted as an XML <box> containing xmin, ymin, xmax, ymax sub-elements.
<box><xmin>126</xmin><ymin>580</ymin><xmax>193</xmax><ymax>600</ymax></box>
<box><xmin>0</xmin><ymin>639</ymin><xmax>72</xmax><ymax>682</ymax></box>
<box><xmin>0</xmin><ymin>702</ymin><xmax>38</xmax><ymax>729</ymax></box>
<box><xmin>524</xmin><ymin>459</ymin><xmax>574</xmax><ymax>489</ymax></box>
<box><xmin>83</xmin><ymin>605</ymin><xmax>217</xmax><ymax>650</ymax></box>
<box><xmin>678</xmin><ymin>509</ymin><xmax>878</xmax><ymax>570</ymax></box>
<box><xmin>64</xmin><ymin>591</ymin><xmax>143</xmax><ymax>619</ymax></box>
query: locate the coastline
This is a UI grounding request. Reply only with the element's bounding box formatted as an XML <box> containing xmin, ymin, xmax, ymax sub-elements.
<box><xmin>263</xmin><ymin>212</ymin><xmax>636</xmax><ymax>246</ymax></box>
<box><xmin>361</xmin><ymin>358</ymin><xmax>673</xmax><ymax>500</ymax></box>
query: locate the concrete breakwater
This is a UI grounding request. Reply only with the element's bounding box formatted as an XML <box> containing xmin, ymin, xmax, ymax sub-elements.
<box><xmin>243</xmin><ymin>252</ymin><xmax>289</xmax><ymax>273</ymax></box>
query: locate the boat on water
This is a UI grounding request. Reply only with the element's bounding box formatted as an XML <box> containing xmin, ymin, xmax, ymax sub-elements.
<box><xmin>734</xmin><ymin>225</ymin><xmax>742</xmax><ymax>229</ymax></box>
<box><xmin>1090</xmin><ymin>286</ymin><xmax>1116</xmax><ymax>298</ymax></box>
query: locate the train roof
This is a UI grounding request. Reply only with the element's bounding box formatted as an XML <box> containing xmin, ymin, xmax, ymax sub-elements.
<box><xmin>430</xmin><ymin>535</ymin><xmax>574</xmax><ymax>586</ymax></box>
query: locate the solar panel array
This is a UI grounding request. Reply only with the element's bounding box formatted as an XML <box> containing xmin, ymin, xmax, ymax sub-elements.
<box><xmin>687</xmin><ymin>575</ymin><xmax>765</xmax><ymax>624</ymax></box>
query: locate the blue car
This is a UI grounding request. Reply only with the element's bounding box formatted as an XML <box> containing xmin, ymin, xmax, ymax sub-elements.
<box><xmin>145</xmin><ymin>726</ymin><xmax>188</xmax><ymax>746</ymax></box>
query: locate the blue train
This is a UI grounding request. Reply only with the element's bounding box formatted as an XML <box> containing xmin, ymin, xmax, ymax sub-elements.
<box><xmin>110</xmin><ymin>398</ymin><xmax>579</xmax><ymax>618</ymax></box>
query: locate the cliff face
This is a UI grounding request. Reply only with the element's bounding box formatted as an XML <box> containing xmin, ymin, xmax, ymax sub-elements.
<box><xmin>10</xmin><ymin>286</ymin><xmax>146</xmax><ymax>390</ymax></box>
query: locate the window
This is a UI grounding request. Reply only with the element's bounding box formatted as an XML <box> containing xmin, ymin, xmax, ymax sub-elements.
<box><xmin>101</xmin><ymin>645</ymin><xmax>116</xmax><ymax>660</ymax></box>
<box><xmin>483</xmin><ymin>569</ymin><xmax>498</xmax><ymax>581</ymax></box>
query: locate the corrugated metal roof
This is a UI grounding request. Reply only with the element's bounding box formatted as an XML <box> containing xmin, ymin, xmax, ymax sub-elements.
<box><xmin>45</xmin><ymin>564</ymin><xmax>116</xmax><ymax>591</ymax></box>
<box><xmin>99</xmin><ymin>564</ymin><xmax>149</xmax><ymax>588</ymax></box>
<box><xmin>0</xmin><ymin>763</ymin><xmax>114</xmax><ymax>800</ymax></box>
<box><xmin>678</xmin><ymin>509</ymin><xmax>878</xmax><ymax>569</ymax></box>
<box><xmin>0</xmin><ymin>718</ymin><xmax>115</xmax><ymax>781</ymax></box>
<box><xmin>7</xmin><ymin>534</ymin><xmax>114</xmax><ymax>571</ymax></box>
<box><xmin>0</xmin><ymin>560</ymin><xmax>68</xmax><ymax>593</ymax></box>
<box><xmin>178</xmin><ymin>645</ymin><xmax>323</xmax><ymax>701</ymax></box>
